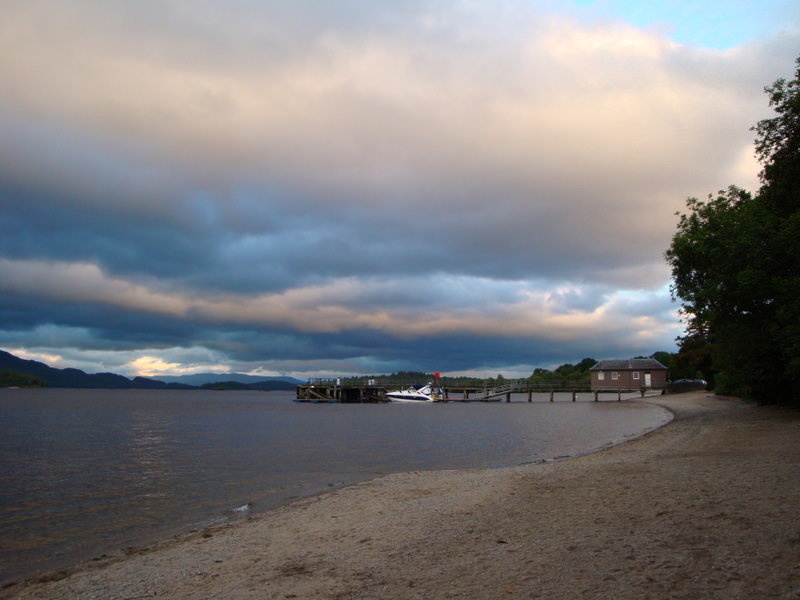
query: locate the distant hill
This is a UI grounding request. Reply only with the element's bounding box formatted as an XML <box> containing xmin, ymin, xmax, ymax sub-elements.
<box><xmin>199</xmin><ymin>380</ymin><xmax>298</xmax><ymax>391</ymax></box>
<box><xmin>0</xmin><ymin>350</ymin><xmax>301</xmax><ymax>391</ymax></box>
<box><xmin>154</xmin><ymin>373</ymin><xmax>303</xmax><ymax>386</ymax></box>
<box><xmin>0</xmin><ymin>350</ymin><xmax>193</xmax><ymax>389</ymax></box>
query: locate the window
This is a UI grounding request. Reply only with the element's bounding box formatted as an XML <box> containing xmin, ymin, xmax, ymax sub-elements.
<box><xmin>611</xmin><ymin>371</ymin><xmax>619</xmax><ymax>380</ymax></box>
<box><xmin>633</xmin><ymin>372</ymin><xmax>640</xmax><ymax>380</ymax></box>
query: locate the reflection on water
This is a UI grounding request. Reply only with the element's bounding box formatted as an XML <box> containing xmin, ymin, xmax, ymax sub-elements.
<box><xmin>0</xmin><ymin>388</ymin><xmax>671</xmax><ymax>583</ymax></box>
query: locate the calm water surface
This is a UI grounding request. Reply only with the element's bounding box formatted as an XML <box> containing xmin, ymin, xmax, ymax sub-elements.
<box><xmin>0</xmin><ymin>388</ymin><xmax>671</xmax><ymax>582</ymax></box>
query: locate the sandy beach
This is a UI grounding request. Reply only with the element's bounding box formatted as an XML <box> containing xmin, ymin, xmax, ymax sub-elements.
<box><xmin>3</xmin><ymin>391</ymin><xmax>799</xmax><ymax>599</ymax></box>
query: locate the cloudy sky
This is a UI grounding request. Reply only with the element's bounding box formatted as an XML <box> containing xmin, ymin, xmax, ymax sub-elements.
<box><xmin>1</xmin><ymin>1</ymin><xmax>798</xmax><ymax>380</ymax></box>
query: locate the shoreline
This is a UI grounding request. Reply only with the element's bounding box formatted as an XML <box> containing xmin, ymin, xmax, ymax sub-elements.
<box><xmin>4</xmin><ymin>391</ymin><xmax>800</xmax><ymax>599</ymax></box>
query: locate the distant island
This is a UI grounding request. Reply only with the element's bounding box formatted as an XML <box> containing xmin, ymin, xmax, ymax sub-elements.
<box><xmin>0</xmin><ymin>350</ymin><xmax>301</xmax><ymax>391</ymax></box>
<box><xmin>0</xmin><ymin>369</ymin><xmax>47</xmax><ymax>388</ymax></box>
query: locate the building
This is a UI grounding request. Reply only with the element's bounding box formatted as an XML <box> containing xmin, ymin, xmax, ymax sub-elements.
<box><xmin>589</xmin><ymin>358</ymin><xmax>668</xmax><ymax>391</ymax></box>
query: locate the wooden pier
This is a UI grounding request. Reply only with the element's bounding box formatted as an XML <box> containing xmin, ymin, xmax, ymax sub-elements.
<box><xmin>295</xmin><ymin>379</ymin><xmax>664</xmax><ymax>403</ymax></box>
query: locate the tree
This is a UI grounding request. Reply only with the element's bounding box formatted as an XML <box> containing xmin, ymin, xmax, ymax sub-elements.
<box><xmin>753</xmin><ymin>57</ymin><xmax>800</xmax><ymax>214</ymax></box>
<box><xmin>753</xmin><ymin>57</ymin><xmax>800</xmax><ymax>392</ymax></box>
<box><xmin>528</xmin><ymin>358</ymin><xmax>596</xmax><ymax>386</ymax></box>
<box><xmin>672</xmin><ymin>336</ymin><xmax>713</xmax><ymax>383</ymax></box>
<box><xmin>666</xmin><ymin>55</ymin><xmax>800</xmax><ymax>405</ymax></box>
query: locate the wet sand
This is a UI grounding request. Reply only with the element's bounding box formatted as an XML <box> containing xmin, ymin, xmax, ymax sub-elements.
<box><xmin>3</xmin><ymin>392</ymin><xmax>799</xmax><ymax>599</ymax></box>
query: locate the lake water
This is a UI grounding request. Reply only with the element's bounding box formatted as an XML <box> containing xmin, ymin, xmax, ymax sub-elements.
<box><xmin>0</xmin><ymin>388</ymin><xmax>672</xmax><ymax>583</ymax></box>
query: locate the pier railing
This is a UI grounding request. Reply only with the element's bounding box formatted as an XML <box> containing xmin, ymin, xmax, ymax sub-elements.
<box><xmin>305</xmin><ymin>377</ymin><xmax>587</xmax><ymax>390</ymax></box>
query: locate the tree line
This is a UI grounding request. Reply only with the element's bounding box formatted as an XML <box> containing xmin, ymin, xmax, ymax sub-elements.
<box><xmin>665</xmin><ymin>55</ymin><xmax>800</xmax><ymax>405</ymax></box>
<box><xmin>350</xmin><ymin>351</ymin><xmax>694</xmax><ymax>388</ymax></box>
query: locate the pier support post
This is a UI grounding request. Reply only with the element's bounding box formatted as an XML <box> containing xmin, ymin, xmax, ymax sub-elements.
<box><xmin>528</xmin><ymin>391</ymin><xmax>532</xmax><ymax>402</ymax></box>
<box><xmin>594</xmin><ymin>391</ymin><xmax>599</xmax><ymax>402</ymax></box>
<box><xmin>572</xmin><ymin>391</ymin><xmax>577</xmax><ymax>402</ymax></box>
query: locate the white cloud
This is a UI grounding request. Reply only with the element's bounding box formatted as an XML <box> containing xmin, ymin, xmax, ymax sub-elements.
<box><xmin>0</xmin><ymin>259</ymin><xmax>188</xmax><ymax>316</ymax></box>
<box><xmin>8</xmin><ymin>348</ymin><xmax>65</xmax><ymax>368</ymax></box>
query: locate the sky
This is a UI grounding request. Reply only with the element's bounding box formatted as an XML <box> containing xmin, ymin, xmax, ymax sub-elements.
<box><xmin>1</xmin><ymin>1</ymin><xmax>798</xmax><ymax>380</ymax></box>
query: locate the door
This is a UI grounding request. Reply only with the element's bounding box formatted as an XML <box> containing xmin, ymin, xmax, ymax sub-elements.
<box><xmin>644</xmin><ymin>372</ymin><xmax>652</xmax><ymax>388</ymax></box>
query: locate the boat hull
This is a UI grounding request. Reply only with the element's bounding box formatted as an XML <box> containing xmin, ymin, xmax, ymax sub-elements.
<box><xmin>386</xmin><ymin>393</ymin><xmax>435</xmax><ymax>402</ymax></box>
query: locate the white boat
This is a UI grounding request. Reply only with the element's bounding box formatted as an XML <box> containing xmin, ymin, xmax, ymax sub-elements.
<box><xmin>386</xmin><ymin>382</ymin><xmax>444</xmax><ymax>402</ymax></box>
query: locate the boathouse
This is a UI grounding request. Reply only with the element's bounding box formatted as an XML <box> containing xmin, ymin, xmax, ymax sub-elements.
<box><xmin>589</xmin><ymin>358</ymin><xmax>667</xmax><ymax>391</ymax></box>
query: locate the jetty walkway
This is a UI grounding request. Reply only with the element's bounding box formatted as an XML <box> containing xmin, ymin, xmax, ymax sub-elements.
<box><xmin>295</xmin><ymin>378</ymin><xmax>665</xmax><ymax>403</ymax></box>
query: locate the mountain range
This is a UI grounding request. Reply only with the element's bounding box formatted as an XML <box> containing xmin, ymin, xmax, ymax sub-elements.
<box><xmin>153</xmin><ymin>373</ymin><xmax>303</xmax><ymax>386</ymax></box>
<box><xmin>0</xmin><ymin>350</ymin><xmax>301</xmax><ymax>390</ymax></box>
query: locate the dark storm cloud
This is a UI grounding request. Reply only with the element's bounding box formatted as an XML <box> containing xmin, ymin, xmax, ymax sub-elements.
<box><xmin>1</xmin><ymin>0</ymin><xmax>797</xmax><ymax>377</ymax></box>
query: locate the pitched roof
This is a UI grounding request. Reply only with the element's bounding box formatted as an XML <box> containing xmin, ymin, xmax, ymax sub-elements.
<box><xmin>590</xmin><ymin>358</ymin><xmax>667</xmax><ymax>371</ymax></box>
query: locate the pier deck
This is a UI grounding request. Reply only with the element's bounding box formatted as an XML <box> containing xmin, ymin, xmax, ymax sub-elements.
<box><xmin>295</xmin><ymin>379</ymin><xmax>664</xmax><ymax>403</ymax></box>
